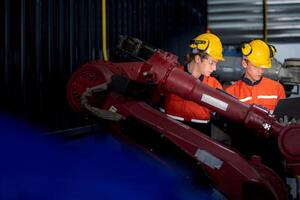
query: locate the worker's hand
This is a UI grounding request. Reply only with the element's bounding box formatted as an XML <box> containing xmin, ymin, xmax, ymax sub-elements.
<box><xmin>278</xmin><ymin>115</ymin><xmax>298</xmax><ymax>125</ymax></box>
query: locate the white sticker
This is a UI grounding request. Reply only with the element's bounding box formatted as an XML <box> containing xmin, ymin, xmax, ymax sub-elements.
<box><xmin>201</xmin><ymin>94</ymin><xmax>228</xmax><ymax>111</ymax></box>
<box><xmin>195</xmin><ymin>149</ymin><xmax>223</xmax><ymax>170</ymax></box>
<box><xmin>108</xmin><ymin>106</ymin><xmax>117</xmax><ymax>113</ymax></box>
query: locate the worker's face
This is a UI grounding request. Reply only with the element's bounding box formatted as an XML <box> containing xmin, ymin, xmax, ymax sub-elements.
<box><xmin>199</xmin><ymin>56</ymin><xmax>218</xmax><ymax>76</ymax></box>
<box><xmin>242</xmin><ymin>59</ymin><xmax>265</xmax><ymax>82</ymax></box>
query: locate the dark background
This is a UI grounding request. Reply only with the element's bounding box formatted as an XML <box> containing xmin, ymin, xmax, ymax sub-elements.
<box><xmin>0</xmin><ymin>0</ymin><xmax>207</xmax><ymax>131</ymax></box>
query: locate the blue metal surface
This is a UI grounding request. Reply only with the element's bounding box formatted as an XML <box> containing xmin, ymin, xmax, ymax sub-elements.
<box><xmin>0</xmin><ymin>113</ymin><xmax>217</xmax><ymax>200</ymax></box>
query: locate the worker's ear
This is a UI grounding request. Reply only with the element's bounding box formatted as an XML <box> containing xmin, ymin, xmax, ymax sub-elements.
<box><xmin>194</xmin><ymin>54</ymin><xmax>201</xmax><ymax>64</ymax></box>
<box><xmin>241</xmin><ymin>58</ymin><xmax>248</xmax><ymax>69</ymax></box>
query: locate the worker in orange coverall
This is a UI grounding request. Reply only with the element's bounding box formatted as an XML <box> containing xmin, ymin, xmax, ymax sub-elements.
<box><xmin>164</xmin><ymin>32</ymin><xmax>224</xmax><ymax>135</ymax></box>
<box><xmin>225</xmin><ymin>39</ymin><xmax>286</xmax><ymax>177</ymax></box>
<box><xmin>226</xmin><ymin>39</ymin><xmax>286</xmax><ymax>112</ymax></box>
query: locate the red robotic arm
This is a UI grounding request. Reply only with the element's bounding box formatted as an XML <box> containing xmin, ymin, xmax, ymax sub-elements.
<box><xmin>147</xmin><ymin>51</ymin><xmax>300</xmax><ymax>169</ymax></box>
<box><xmin>67</xmin><ymin>36</ymin><xmax>300</xmax><ymax>199</ymax></box>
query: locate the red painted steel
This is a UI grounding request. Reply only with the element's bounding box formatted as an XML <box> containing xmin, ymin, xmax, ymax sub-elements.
<box><xmin>67</xmin><ymin>50</ymin><xmax>300</xmax><ymax>199</ymax></box>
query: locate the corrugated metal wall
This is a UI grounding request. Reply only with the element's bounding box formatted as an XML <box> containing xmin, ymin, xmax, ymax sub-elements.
<box><xmin>208</xmin><ymin>0</ymin><xmax>300</xmax><ymax>45</ymax></box>
<box><xmin>1</xmin><ymin>0</ymin><xmax>207</xmax><ymax>130</ymax></box>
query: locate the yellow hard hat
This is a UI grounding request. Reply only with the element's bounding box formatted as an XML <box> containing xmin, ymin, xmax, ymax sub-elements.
<box><xmin>241</xmin><ymin>39</ymin><xmax>276</xmax><ymax>69</ymax></box>
<box><xmin>189</xmin><ymin>33</ymin><xmax>224</xmax><ymax>61</ymax></box>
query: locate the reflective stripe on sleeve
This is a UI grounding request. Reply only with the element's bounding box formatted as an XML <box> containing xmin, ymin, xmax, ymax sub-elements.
<box><xmin>166</xmin><ymin>114</ymin><xmax>184</xmax><ymax>121</ymax></box>
<box><xmin>239</xmin><ymin>97</ymin><xmax>252</xmax><ymax>102</ymax></box>
<box><xmin>257</xmin><ymin>95</ymin><xmax>278</xmax><ymax>99</ymax></box>
<box><xmin>191</xmin><ymin>119</ymin><xmax>210</xmax><ymax>124</ymax></box>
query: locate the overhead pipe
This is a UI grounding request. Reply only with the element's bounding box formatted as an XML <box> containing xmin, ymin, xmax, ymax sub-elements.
<box><xmin>102</xmin><ymin>0</ymin><xmax>108</xmax><ymax>61</ymax></box>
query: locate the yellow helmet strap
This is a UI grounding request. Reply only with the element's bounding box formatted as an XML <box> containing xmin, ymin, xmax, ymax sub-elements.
<box><xmin>241</xmin><ymin>42</ymin><xmax>252</xmax><ymax>56</ymax></box>
<box><xmin>190</xmin><ymin>39</ymin><xmax>210</xmax><ymax>51</ymax></box>
<box><xmin>269</xmin><ymin>45</ymin><xmax>276</xmax><ymax>58</ymax></box>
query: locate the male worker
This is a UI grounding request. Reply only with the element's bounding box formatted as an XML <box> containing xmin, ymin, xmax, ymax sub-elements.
<box><xmin>225</xmin><ymin>39</ymin><xmax>286</xmax><ymax>176</ymax></box>
<box><xmin>226</xmin><ymin>39</ymin><xmax>286</xmax><ymax>112</ymax></box>
<box><xmin>164</xmin><ymin>32</ymin><xmax>224</xmax><ymax>135</ymax></box>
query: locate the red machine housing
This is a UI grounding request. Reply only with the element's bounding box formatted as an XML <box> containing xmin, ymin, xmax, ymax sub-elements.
<box><xmin>67</xmin><ymin>43</ymin><xmax>300</xmax><ymax>199</ymax></box>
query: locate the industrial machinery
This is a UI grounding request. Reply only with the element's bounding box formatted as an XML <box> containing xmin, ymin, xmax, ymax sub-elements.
<box><xmin>67</xmin><ymin>36</ymin><xmax>300</xmax><ymax>200</ymax></box>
